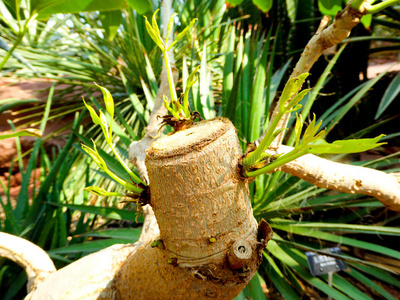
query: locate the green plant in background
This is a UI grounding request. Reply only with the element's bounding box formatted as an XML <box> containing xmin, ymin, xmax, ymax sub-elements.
<box><xmin>1</xmin><ymin>0</ymin><xmax>400</xmax><ymax>299</ymax></box>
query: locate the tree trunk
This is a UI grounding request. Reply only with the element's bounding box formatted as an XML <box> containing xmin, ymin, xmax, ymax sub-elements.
<box><xmin>28</xmin><ymin>118</ymin><xmax>272</xmax><ymax>299</ymax></box>
<box><xmin>115</xmin><ymin>118</ymin><xmax>271</xmax><ymax>299</ymax></box>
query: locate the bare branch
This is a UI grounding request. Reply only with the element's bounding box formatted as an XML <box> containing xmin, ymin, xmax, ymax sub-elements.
<box><xmin>270</xmin><ymin>145</ymin><xmax>400</xmax><ymax>211</ymax></box>
<box><xmin>0</xmin><ymin>232</ymin><xmax>56</xmax><ymax>293</ymax></box>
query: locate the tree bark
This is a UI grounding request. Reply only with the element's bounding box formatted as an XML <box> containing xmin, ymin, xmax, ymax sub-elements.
<box><xmin>271</xmin><ymin>145</ymin><xmax>400</xmax><ymax>211</ymax></box>
<box><xmin>115</xmin><ymin>118</ymin><xmax>271</xmax><ymax>299</ymax></box>
<box><xmin>28</xmin><ymin>119</ymin><xmax>272</xmax><ymax>299</ymax></box>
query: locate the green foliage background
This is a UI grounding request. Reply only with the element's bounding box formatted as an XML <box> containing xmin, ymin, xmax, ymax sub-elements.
<box><xmin>1</xmin><ymin>0</ymin><xmax>400</xmax><ymax>299</ymax></box>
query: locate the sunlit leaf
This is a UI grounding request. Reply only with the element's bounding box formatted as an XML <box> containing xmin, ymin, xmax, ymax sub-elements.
<box><xmin>82</xmin><ymin>98</ymin><xmax>101</xmax><ymax>126</ymax></box>
<box><xmin>167</xmin><ymin>18</ymin><xmax>197</xmax><ymax>51</ymax></box>
<box><xmin>309</xmin><ymin>134</ymin><xmax>386</xmax><ymax>154</ymax></box>
<box><xmin>318</xmin><ymin>0</ymin><xmax>342</xmax><ymax>17</ymax></box>
<box><xmin>125</xmin><ymin>0</ymin><xmax>151</xmax><ymax>14</ymax></box>
<box><xmin>50</xmin><ymin>203</ymin><xmax>138</xmax><ymax>221</ymax></box>
<box><xmin>0</xmin><ymin>128</ymin><xmax>42</xmax><ymax>140</ymax></box>
<box><xmin>84</xmin><ymin>186</ymin><xmax>126</xmax><ymax>197</ymax></box>
<box><xmin>144</xmin><ymin>15</ymin><xmax>164</xmax><ymax>49</ymax></box>
<box><xmin>99</xmin><ymin>10</ymin><xmax>122</xmax><ymax>41</ymax></box>
<box><xmin>81</xmin><ymin>143</ymin><xmax>108</xmax><ymax>171</ymax></box>
<box><xmin>95</xmin><ymin>84</ymin><xmax>114</xmax><ymax>121</ymax></box>
<box><xmin>253</xmin><ymin>0</ymin><xmax>272</xmax><ymax>12</ymax></box>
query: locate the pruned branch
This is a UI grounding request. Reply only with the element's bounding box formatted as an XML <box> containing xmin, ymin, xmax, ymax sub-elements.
<box><xmin>270</xmin><ymin>145</ymin><xmax>400</xmax><ymax>211</ymax></box>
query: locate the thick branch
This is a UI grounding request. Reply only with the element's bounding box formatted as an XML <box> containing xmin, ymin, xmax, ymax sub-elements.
<box><xmin>271</xmin><ymin>145</ymin><xmax>400</xmax><ymax>211</ymax></box>
<box><xmin>269</xmin><ymin>3</ymin><xmax>365</xmax><ymax>147</ymax></box>
<box><xmin>0</xmin><ymin>232</ymin><xmax>56</xmax><ymax>293</ymax></box>
<box><xmin>28</xmin><ymin>205</ymin><xmax>159</xmax><ymax>299</ymax></box>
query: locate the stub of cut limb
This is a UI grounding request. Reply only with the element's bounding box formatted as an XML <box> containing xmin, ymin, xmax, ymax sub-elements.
<box><xmin>268</xmin><ymin>145</ymin><xmax>400</xmax><ymax>211</ymax></box>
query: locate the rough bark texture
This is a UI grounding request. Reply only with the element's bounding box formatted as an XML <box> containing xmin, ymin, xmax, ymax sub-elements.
<box><xmin>28</xmin><ymin>206</ymin><xmax>159</xmax><ymax>300</ymax></box>
<box><xmin>115</xmin><ymin>118</ymin><xmax>271</xmax><ymax>299</ymax></box>
<box><xmin>271</xmin><ymin>145</ymin><xmax>400</xmax><ymax>211</ymax></box>
<box><xmin>27</xmin><ymin>118</ymin><xmax>271</xmax><ymax>300</ymax></box>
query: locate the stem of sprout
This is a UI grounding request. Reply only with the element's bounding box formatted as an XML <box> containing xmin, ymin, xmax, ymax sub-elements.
<box><xmin>245</xmin><ymin>147</ymin><xmax>308</xmax><ymax>177</ymax></box>
<box><xmin>163</xmin><ymin>49</ymin><xmax>178</xmax><ymax>103</ymax></box>
<box><xmin>243</xmin><ymin>110</ymin><xmax>285</xmax><ymax>167</ymax></box>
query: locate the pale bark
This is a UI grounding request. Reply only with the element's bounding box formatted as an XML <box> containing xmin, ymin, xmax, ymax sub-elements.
<box><xmin>28</xmin><ymin>119</ymin><xmax>272</xmax><ymax>300</ymax></box>
<box><xmin>269</xmin><ymin>145</ymin><xmax>400</xmax><ymax>211</ymax></box>
<box><xmin>0</xmin><ymin>232</ymin><xmax>56</xmax><ymax>293</ymax></box>
<box><xmin>28</xmin><ymin>206</ymin><xmax>158</xmax><ymax>300</ymax></box>
<box><xmin>115</xmin><ymin>118</ymin><xmax>271</xmax><ymax>299</ymax></box>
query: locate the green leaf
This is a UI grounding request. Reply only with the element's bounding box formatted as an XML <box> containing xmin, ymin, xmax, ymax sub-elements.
<box><xmin>125</xmin><ymin>0</ymin><xmax>151</xmax><ymax>14</ymax></box>
<box><xmin>286</xmin><ymin>0</ymin><xmax>297</xmax><ymax>22</ymax></box>
<box><xmin>99</xmin><ymin>10</ymin><xmax>122</xmax><ymax>41</ymax></box>
<box><xmin>375</xmin><ymin>72</ymin><xmax>400</xmax><ymax>119</ymax></box>
<box><xmin>253</xmin><ymin>0</ymin><xmax>272</xmax><ymax>13</ymax></box>
<box><xmin>309</xmin><ymin>134</ymin><xmax>386</xmax><ymax>154</ymax></box>
<box><xmin>347</xmin><ymin>267</ymin><xmax>398</xmax><ymax>300</ymax></box>
<box><xmin>289</xmin><ymin>88</ymin><xmax>311</xmax><ymax>109</ymax></box>
<box><xmin>100</xmin><ymin>111</ymin><xmax>112</xmax><ymax>137</ymax></box>
<box><xmin>249</xmin><ymin>41</ymin><xmax>269</xmax><ymax>141</ymax></box>
<box><xmin>294</xmin><ymin>114</ymin><xmax>303</xmax><ymax>148</ymax></box>
<box><xmin>279</xmin><ymin>73</ymin><xmax>309</xmax><ymax>111</ymax></box>
<box><xmin>167</xmin><ymin>18</ymin><xmax>197</xmax><ymax>51</ymax></box>
<box><xmin>268</xmin><ymin>239</ymin><xmax>351</xmax><ymax>300</ymax></box>
<box><xmin>225</xmin><ymin>0</ymin><xmax>244</xmax><ymax>6</ymax></box>
<box><xmin>166</xmin><ymin>13</ymin><xmax>178</xmax><ymax>41</ymax></box>
<box><xmin>183</xmin><ymin>65</ymin><xmax>200</xmax><ymax>115</ymax></box>
<box><xmin>81</xmin><ymin>228</ymin><xmax>142</xmax><ymax>240</ymax></box>
<box><xmin>48</xmin><ymin>238</ymin><xmax>132</xmax><ymax>254</ymax></box>
<box><xmin>0</xmin><ymin>128</ymin><xmax>42</xmax><ymax>140</ymax></box>
<box><xmin>143</xmin><ymin>15</ymin><xmax>164</xmax><ymax>50</ymax></box>
<box><xmin>50</xmin><ymin>203</ymin><xmax>138</xmax><ymax>221</ymax></box>
<box><xmin>84</xmin><ymin>186</ymin><xmax>126</xmax><ymax>197</ymax></box>
<box><xmin>270</xmin><ymin>225</ymin><xmax>400</xmax><ymax>261</ymax></box>
<box><xmin>269</xmin><ymin>219</ymin><xmax>400</xmax><ymax>235</ymax></box>
<box><xmin>151</xmin><ymin>9</ymin><xmax>161</xmax><ymax>37</ymax></box>
<box><xmin>361</xmin><ymin>13</ymin><xmax>372</xmax><ymax>29</ymax></box>
<box><xmin>318</xmin><ymin>0</ymin><xmax>342</xmax><ymax>17</ymax></box>
<box><xmin>262</xmin><ymin>253</ymin><xmax>301</xmax><ymax>299</ymax></box>
<box><xmin>247</xmin><ymin>272</ymin><xmax>267</xmax><ymax>300</ymax></box>
<box><xmin>32</xmin><ymin>0</ymin><xmax>128</xmax><ymax>19</ymax></box>
<box><xmin>82</xmin><ymin>98</ymin><xmax>101</xmax><ymax>126</ymax></box>
<box><xmin>81</xmin><ymin>143</ymin><xmax>108</xmax><ymax>171</ymax></box>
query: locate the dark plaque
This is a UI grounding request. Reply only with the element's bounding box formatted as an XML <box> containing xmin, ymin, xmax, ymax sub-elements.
<box><xmin>306</xmin><ymin>247</ymin><xmax>347</xmax><ymax>276</ymax></box>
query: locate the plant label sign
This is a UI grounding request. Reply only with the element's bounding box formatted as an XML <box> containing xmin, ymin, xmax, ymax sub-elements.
<box><xmin>305</xmin><ymin>247</ymin><xmax>347</xmax><ymax>276</ymax></box>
